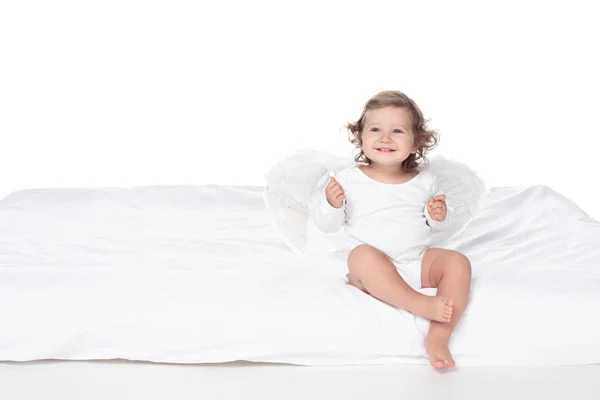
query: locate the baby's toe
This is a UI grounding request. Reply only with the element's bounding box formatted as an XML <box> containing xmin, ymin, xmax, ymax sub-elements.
<box><xmin>431</xmin><ymin>357</ymin><xmax>446</xmax><ymax>369</ymax></box>
<box><xmin>443</xmin><ymin>306</ymin><xmax>453</xmax><ymax>317</ymax></box>
<box><xmin>440</xmin><ymin>355</ymin><xmax>455</xmax><ymax>367</ymax></box>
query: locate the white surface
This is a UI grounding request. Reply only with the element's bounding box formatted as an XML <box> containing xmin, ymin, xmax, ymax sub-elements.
<box><xmin>1</xmin><ymin>361</ymin><xmax>599</xmax><ymax>400</ymax></box>
<box><xmin>1</xmin><ymin>183</ymin><xmax>599</xmax><ymax>366</ymax></box>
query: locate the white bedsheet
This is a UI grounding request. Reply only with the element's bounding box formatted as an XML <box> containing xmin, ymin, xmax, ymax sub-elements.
<box><xmin>0</xmin><ymin>184</ymin><xmax>598</xmax><ymax>366</ymax></box>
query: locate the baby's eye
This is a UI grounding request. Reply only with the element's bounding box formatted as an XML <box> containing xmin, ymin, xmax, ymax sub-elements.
<box><xmin>370</xmin><ymin>128</ymin><xmax>380</xmax><ymax>132</ymax></box>
<box><xmin>393</xmin><ymin>129</ymin><xmax>403</xmax><ymax>134</ymax></box>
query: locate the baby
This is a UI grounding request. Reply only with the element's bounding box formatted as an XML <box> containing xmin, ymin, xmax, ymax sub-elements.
<box><xmin>312</xmin><ymin>90</ymin><xmax>472</xmax><ymax>369</ymax></box>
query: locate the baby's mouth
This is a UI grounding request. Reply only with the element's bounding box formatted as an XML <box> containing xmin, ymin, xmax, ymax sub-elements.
<box><xmin>375</xmin><ymin>148</ymin><xmax>396</xmax><ymax>152</ymax></box>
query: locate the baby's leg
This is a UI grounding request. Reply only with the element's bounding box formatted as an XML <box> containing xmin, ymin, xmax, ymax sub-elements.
<box><xmin>420</xmin><ymin>248</ymin><xmax>472</xmax><ymax>369</ymax></box>
<box><xmin>347</xmin><ymin>244</ymin><xmax>453</xmax><ymax>323</ymax></box>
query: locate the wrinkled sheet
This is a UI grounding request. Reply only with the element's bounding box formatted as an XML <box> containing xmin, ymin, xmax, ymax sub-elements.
<box><xmin>0</xmin><ymin>184</ymin><xmax>598</xmax><ymax>366</ymax></box>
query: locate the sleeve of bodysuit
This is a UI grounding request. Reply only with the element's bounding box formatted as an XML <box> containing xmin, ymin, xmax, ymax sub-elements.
<box><xmin>423</xmin><ymin>172</ymin><xmax>454</xmax><ymax>232</ymax></box>
<box><xmin>310</xmin><ymin>173</ymin><xmax>346</xmax><ymax>233</ymax></box>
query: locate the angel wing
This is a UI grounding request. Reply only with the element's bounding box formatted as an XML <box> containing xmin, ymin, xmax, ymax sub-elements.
<box><xmin>264</xmin><ymin>150</ymin><xmax>487</xmax><ymax>252</ymax></box>
<box><xmin>421</xmin><ymin>154</ymin><xmax>489</xmax><ymax>247</ymax></box>
<box><xmin>263</xmin><ymin>149</ymin><xmax>353</xmax><ymax>252</ymax></box>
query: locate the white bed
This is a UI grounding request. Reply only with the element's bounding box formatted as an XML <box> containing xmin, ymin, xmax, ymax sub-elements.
<box><xmin>1</xmin><ymin>182</ymin><xmax>599</xmax><ymax>368</ymax></box>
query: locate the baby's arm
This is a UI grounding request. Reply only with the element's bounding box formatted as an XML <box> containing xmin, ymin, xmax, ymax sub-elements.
<box><xmin>424</xmin><ymin>172</ymin><xmax>454</xmax><ymax>232</ymax></box>
<box><xmin>310</xmin><ymin>173</ymin><xmax>346</xmax><ymax>233</ymax></box>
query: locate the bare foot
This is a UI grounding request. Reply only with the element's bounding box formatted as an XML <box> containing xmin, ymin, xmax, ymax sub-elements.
<box><xmin>411</xmin><ymin>296</ymin><xmax>453</xmax><ymax>323</ymax></box>
<box><xmin>425</xmin><ymin>336</ymin><xmax>456</xmax><ymax>369</ymax></box>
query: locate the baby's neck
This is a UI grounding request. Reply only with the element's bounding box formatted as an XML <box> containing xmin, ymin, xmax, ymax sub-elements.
<box><xmin>360</xmin><ymin>164</ymin><xmax>418</xmax><ymax>184</ymax></box>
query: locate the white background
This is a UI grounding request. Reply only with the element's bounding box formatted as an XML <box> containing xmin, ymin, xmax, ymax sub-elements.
<box><xmin>1</xmin><ymin>0</ymin><xmax>598</xmax><ymax>220</ymax></box>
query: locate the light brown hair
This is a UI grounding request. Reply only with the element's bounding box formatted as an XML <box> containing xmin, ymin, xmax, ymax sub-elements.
<box><xmin>346</xmin><ymin>90</ymin><xmax>440</xmax><ymax>173</ymax></box>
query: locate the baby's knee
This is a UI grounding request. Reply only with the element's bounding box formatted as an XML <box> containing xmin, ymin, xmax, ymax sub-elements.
<box><xmin>348</xmin><ymin>244</ymin><xmax>374</xmax><ymax>263</ymax></box>
<box><xmin>347</xmin><ymin>244</ymin><xmax>379</xmax><ymax>274</ymax></box>
<box><xmin>452</xmin><ymin>252</ymin><xmax>472</xmax><ymax>277</ymax></box>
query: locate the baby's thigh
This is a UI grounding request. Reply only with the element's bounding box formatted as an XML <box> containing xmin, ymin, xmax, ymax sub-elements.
<box><xmin>347</xmin><ymin>244</ymin><xmax>416</xmax><ymax>290</ymax></box>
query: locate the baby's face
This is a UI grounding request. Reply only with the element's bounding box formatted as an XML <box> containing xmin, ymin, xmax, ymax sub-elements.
<box><xmin>361</xmin><ymin>106</ymin><xmax>417</xmax><ymax>168</ymax></box>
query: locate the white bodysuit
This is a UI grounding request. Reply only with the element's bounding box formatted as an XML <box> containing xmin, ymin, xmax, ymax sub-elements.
<box><xmin>311</xmin><ymin>165</ymin><xmax>452</xmax><ymax>289</ymax></box>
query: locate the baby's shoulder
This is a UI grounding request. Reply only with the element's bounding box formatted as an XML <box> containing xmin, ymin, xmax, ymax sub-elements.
<box><xmin>416</xmin><ymin>165</ymin><xmax>438</xmax><ymax>182</ymax></box>
<box><xmin>333</xmin><ymin>164</ymin><xmax>360</xmax><ymax>184</ymax></box>
<box><xmin>416</xmin><ymin>168</ymin><xmax>434</xmax><ymax>181</ymax></box>
<box><xmin>415</xmin><ymin>167</ymin><xmax>444</xmax><ymax>196</ymax></box>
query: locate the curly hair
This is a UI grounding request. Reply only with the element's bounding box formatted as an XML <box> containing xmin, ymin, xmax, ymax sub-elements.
<box><xmin>346</xmin><ymin>90</ymin><xmax>440</xmax><ymax>174</ymax></box>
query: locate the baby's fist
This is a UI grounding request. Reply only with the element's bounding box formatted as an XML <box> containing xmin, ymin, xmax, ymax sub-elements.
<box><xmin>427</xmin><ymin>194</ymin><xmax>447</xmax><ymax>222</ymax></box>
<box><xmin>326</xmin><ymin>177</ymin><xmax>345</xmax><ymax>208</ymax></box>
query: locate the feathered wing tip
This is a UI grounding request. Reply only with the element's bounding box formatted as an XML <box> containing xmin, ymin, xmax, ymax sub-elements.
<box><xmin>427</xmin><ymin>154</ymin><xmax>489</xmax><ymax>213</ymax></box>
<box><xmin>263</xmin><ymin>149</ymin><xmax>355</xmax><ymax>253</ymax></box>
<box><xmin>425</xmin><ymin>154</ymin><xmax>489</xmax><ymax>246</ymax></box>
<box><xmin>264</xmin><ymin>149</ymin><xmax>353</xmax><ymax>205</ymax></box>
<box><xmin>262</xmin><ymin>188</ymin><xmax>306</xmax><ymax>252</ymax></box>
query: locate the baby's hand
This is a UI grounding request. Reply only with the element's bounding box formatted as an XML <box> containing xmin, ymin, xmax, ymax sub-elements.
<box><xmin>326</xmin><ymin>177</ymin><xmax>345</xmax><ymax>209</ymax></box>
<box><xmin>427</xmin><ymin>194</ymin><xmax>447</xmax><ymax>222</ymax></box>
